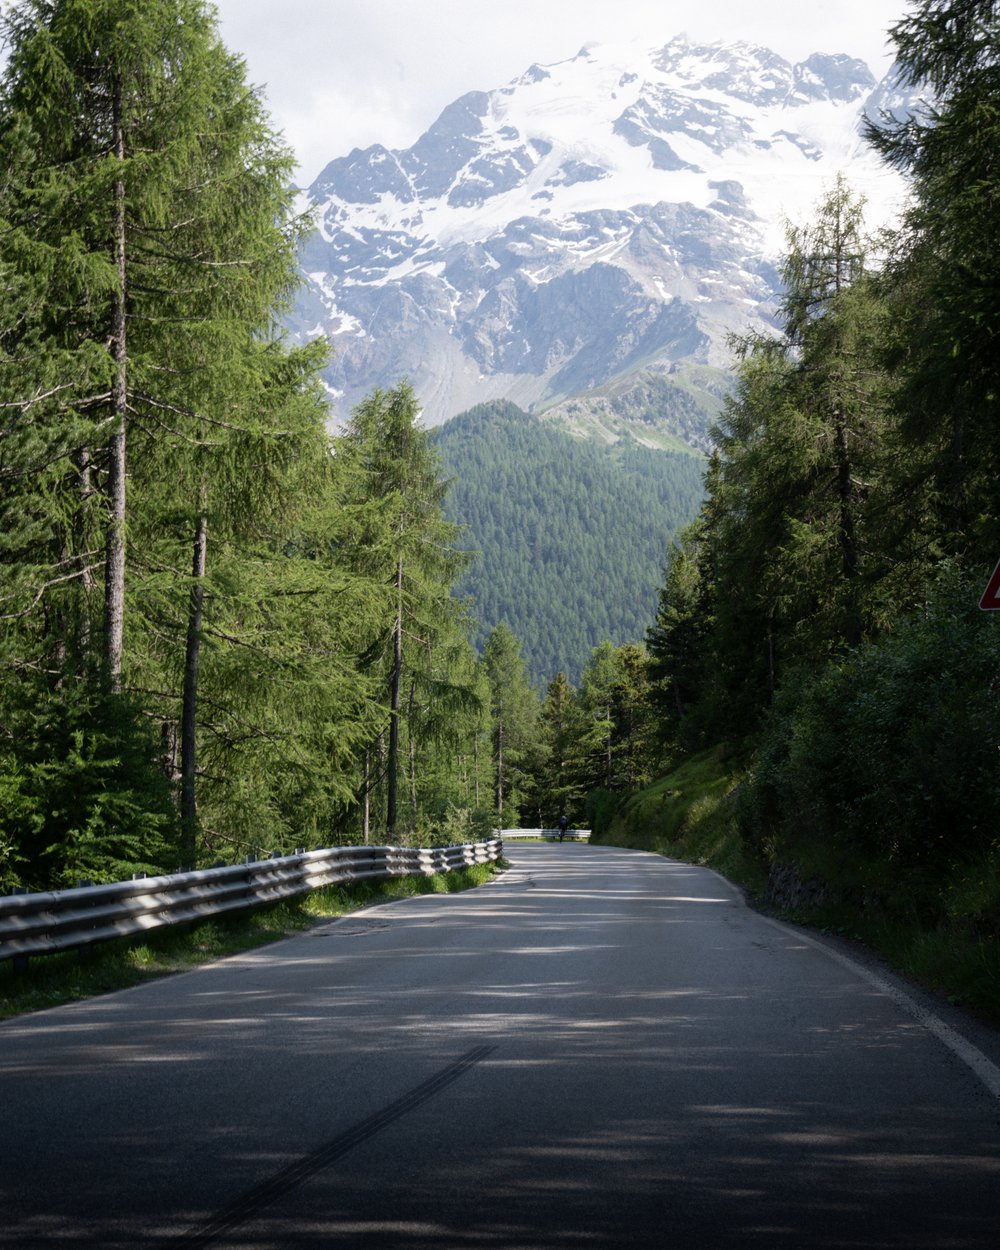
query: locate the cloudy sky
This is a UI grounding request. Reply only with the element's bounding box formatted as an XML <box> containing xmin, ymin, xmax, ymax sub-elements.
<box><xmin>213</xmin><ymin>0</ymin><xmax>910</xmax><ymax>187</ymax></box>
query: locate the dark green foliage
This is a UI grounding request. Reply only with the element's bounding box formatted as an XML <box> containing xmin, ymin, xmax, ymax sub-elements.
<box><xmin>432</xmin><ymin>401</ymin><xmax>705</xmax><ymax>685</ymax></box>
<box><xmin>534</xmin><ymin>671</ymin><xmax>586</xmax><ymax>823</ymax></box>
<box><xmin>584</xmin><ymin>788</ymin><xmax>619</xmax><ymax>839</ymax></box>
<box><xmin>865</xmin><ymin>0</ymin><xmax>1000</xmax><ymax>557</ymax></box>
<box><xmin>522</xmin><ymin>639</ymin><xmax>661</xmax><ymax>828</ymax></box>
<box><xmin>646</xmin><ymin>492</ymin><xmax>718</xmax><ymax>751</ymax></box>
<box><xmin>742</xmin><ymin>570</ymin><xmax>1000</xmax><ymax>919</ymax></box>
<box><xmin>632</xmin><ymin>6</ymin><xmax>1000</xmax><ymax>1005</ymax></box>
<box><xmin>648</xmin><ymin>180</ymin><xmax>908</xmax><ymax>753</ymax></box>
<box><xmin>637</xmin><ymin>11</ymin><xmax>1000</xmax><ymax>993</ymax></box>
<box><xmin>0</xmin><ymin>5</ymin><xmax>481</xmax><ymax>886</ymax></box>
<box><xmin>338</xmin><ymin>381</ymin><xmax>480</xmax><ymax>839</ymax></box>
<box><xmin>482</xmin><ymin>622</ymin><xmax>539</xmax><ymax>824</ymax></box>
<box><xmin>0</xmin><ymin>682</ymin><xmax>178</xmax><ymax>889</ymax></box>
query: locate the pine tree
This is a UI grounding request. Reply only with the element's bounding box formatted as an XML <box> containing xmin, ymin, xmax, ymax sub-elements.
<box><xmin>482</xmin><ymin>623</ymin><xmax>539</xmax><ymax>824</ymax></box>
<box><xmin>340</xmin><ymin>381</ymin><xmax>472</xmax><ymax>836</ymax></box>
<box><xmin>536</xmin><ymin>671</ymin><xmax>586</xmax><ymax>824</ymax></box>
<box><xmin>865</xmin><ymin>0</ymin><xmax>1000</xmax><ymax>558</ymax></box>
<box><xmin>0</xmin><ymin>0</ymin><xmax>341</xmax><ymax>876</ymax></box>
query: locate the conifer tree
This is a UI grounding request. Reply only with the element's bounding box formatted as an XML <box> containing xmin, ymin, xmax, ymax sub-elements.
<box><xmin>2</xmin><ymin>0</ymin><xmax>306</xmax><ymax>681</ymax></box>
<box><xmin>715</xmin><ymin>182</ymin><xmax>892</xmax><ymax>674</ymax></box>
<box><xmin>340</xmin><ymin>381</ymin><xmax>472</xmax><ymax>836</ymax></box>
<box><xmin>579</xmin><ymin>641</ymin><xmax>622</xmax><ymax>792</ymax></box>
<box><xmin>0</xmin><ymin>0</ymin><xmax>341</xmax><ymax>876</ymax></box>
<box><xmin>647</xmin><ymin>522</ymin><xmax>713</xmax><ymax>739</ymax></box>
<box><xmin>482</xmin><ymin>623</ymin><xmax>539</xmax><ymax>823</ymax></box>
<box><xmin>537</xmin><ymin>671</ymin><xmax>585</xmax><ymax>823</ymax></box>
<box><xmin>866</xmin><ymin>0</ymin><xmax>1000</xmax><ymax>557</ymax></box>
<box><xmin>646</xmin><ymin>181</ymin><xmax>899</xmax><ymax>750</ymax></box>
<box><xmin>609</xmin><ymin>642</ymin><xmax>656</xmax><ymax>793</ymax></box>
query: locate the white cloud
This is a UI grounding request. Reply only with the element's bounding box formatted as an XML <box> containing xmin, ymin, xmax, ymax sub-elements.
<box><xmin>1</xmin><ymin>1</ymin><xmax>908</xmax><ymax>185</ymax></box>
<box><xmin>215</xmin><ymin>1</ymin><xmax>909</xmax><ymax>183</ymax></box>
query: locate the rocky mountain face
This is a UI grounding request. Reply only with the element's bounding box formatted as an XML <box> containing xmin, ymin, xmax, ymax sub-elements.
<box><xmin>292</xmin><ymin>36</ymin><xmax>909</xmax><ymax>446</ymax></box>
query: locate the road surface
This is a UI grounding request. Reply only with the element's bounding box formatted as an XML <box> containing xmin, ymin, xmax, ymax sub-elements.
<box><xmin>2</xmin><ymin>843</ymin><xmax>999</xmax><ymax>1248</ymax></box>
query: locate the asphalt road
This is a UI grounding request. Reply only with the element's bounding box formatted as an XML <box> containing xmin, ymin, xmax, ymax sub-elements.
<box><xmin>2</xmin><ymin>843</ymin><xmax>999</xmax><ymax>1249</ymax></box>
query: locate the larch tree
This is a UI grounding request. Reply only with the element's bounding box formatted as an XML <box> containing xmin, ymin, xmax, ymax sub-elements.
<box><xmin>578</xmin><ymin>641</ymin><xmax>622</xmax><ymax>793</ymax></box>
<box><xmin>340</xmin><ymin>381</ymin><xmax>472</xmax><ymax>836</ymax></box>
<box><xmin>482</xmin><ymin>622</ymin><xmax>538</xmax><ymax>824</ymax></box>
<box><xmin>711</xmin><ymin>181</ymin><xmax>892</xmax><ymax>677</ymax></box>
<box><xmin>0</xmin><ymin>0</ymin><xmax>335</xmax><ymax>876</ymax></box>
<box><xmin>537</xmin><ymin>671</ymin><xmax>585</xmax><ymax>824</ymax></box>
<box><xmin>865</xmin><ymin>0</ymin><xmax>1000</xmax><ymax>559</ymax></box>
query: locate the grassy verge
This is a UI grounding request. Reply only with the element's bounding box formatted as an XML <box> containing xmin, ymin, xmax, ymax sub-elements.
<box><xmin>599</xmin><ymin>745</ymin><xmax>767</xmax><ymax>897</ymax></box>
<box><xmin>598</xmin><ymin>749</ymin><xmax>1000</xmax><ymax>1026</ymax></box>
<box><xmin>771</xmin><ymin>896</ymin><xmax>1000</xmax><ymax>1023</ymax></box>
<box><xmin>0</xmin><ymin>860</ymin><xmax>504</xmax><ymax>1021</ymax></box>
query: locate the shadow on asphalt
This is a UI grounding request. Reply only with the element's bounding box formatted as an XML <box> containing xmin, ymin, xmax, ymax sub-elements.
<box><xmin>4</xmin><ymin>847</ymin><xmax>999</xmax><ymax>1248</ymax></box>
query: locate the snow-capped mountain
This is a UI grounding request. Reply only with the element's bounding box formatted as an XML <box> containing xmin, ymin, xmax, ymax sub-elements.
<box><xmin>292</xmin><ymin>36</ymin><xmax>911</xmax><ymax>438</ymax></box>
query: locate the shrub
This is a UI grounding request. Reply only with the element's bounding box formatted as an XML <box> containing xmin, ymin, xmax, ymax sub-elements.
<box><xmin>0</xmin><ymin>681</ymin><xmax>180</xmax><ymax>889</ymax></box>
<box><xmin>741</xmin><ymin>568</ymin><xmax>1000</xmax><ymax>915</ymax></box>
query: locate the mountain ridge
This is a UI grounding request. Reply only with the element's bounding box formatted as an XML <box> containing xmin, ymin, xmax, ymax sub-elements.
<box><xmin>291</xmin><ymin>34</ymin><xmax>912</xmax><ymax>442</ymax></box>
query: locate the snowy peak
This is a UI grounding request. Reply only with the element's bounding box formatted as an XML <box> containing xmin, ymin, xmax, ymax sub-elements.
<box><xmin>651</xmin><ymin>38</ymin><xmax>875</xmax><ymax>106</ymax></box>
<box><xmin>310</xmin><ymin>38</ymin><xmax>892</xmax><ymax>251</ymax></box>
<box><xmin>294</xmin><ymin>35</ymin><xmax>912</xmax><ymax>431</ymax></box>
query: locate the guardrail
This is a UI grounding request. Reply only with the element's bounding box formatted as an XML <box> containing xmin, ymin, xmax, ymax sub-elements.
<box><xmin>0</xmin><ymin>839</ymin><xmax>502</xmax><ymax>969</ymax></box>
<box><xmin>498</xmin><ymin>828</ymin><xmax>591</xmax><ymax>841</ymax></box>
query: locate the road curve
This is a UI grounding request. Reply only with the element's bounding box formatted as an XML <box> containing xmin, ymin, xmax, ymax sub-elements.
<box><xmin>2</xmin><ymin>843</ymin><xmax>998</xmax><ymax>1249</ymax></box>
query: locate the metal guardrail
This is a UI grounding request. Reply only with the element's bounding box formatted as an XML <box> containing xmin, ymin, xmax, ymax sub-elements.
<box><xmin>0</xmin><ymin>839</ymin><xmax>502</xmax><ymax>967</ymax></box>
<box><xmin>498</xmin><ymin>828</ymin><xmax>592</xmax><ymax>841</ymax></box>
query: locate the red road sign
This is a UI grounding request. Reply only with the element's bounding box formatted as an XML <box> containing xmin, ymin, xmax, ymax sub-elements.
<box><xmin>980</xmin><ymin>559</ymin><xmax>1000</xmax><ymax>610</ymax></box>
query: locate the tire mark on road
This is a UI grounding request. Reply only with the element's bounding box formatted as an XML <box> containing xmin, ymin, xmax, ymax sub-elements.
<box><xmin>169</xmin><ymin>1044</ymin><xmax>495</xmax><ymax>1248</ymax></box>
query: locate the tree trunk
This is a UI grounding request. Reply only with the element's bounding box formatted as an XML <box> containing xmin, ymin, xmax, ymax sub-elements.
<box><xmin>673</xmin><ymin>679</ymin><xmax>685</xmax><ymax>719</ymax></box>
<box><xmin>949</xmin><ymin>398</ymin><xmax>966</xmax><ymax>548</ymax></box>
<box><xmin>180</xmin><ymin>503</ymin><xmax>208</xmax><ymax>858</ymax></box>
<box><xmin>104</xmin><ymin>75</ymin><xmax>128</xmax><ymax>690</ymax></box>
<box><xmin>75</xmin><ymin>447</ymin><xmax>95</xmax><ymax>659</ymax></box>
<box><xmin>834</xmin><ymin>413</ymin><xmax>861</xmax><ymax>647</ymax></box>
<box><xmin>495</xmin><ymin>714</ymin><xmax>504</xmax><ymax>818</ymax></box>
<box><xmin>362</xmin><ymin>749</ymin><xmax>371</xmax><ymax>844</ymax></box>
<box><xmin>407</xmin><ymin>679</ymin><xmax>417</xmax><ymax>812</ymax></box>
<box><xmin>386</xmin><ymin>556</ymin><xmax>403</xmax><ymax>833</ymax></box>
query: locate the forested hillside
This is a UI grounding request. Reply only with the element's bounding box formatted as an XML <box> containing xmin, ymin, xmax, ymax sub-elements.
<box><xmin>433</xmin><ymin>403</ymin><xmax>705</xmax><ymax>684</ymax></box>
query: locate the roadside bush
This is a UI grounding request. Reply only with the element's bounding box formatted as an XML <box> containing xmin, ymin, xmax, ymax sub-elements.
<box><xmin>740</xmin><ymin>569</ymin><xmax>1000</xmax><ymax>915</ymax></box>
<box><xmin>0</xmin><ymin>681</ymin><xmax>180</xmax><ymax>889</ymax></box>
<box><xmin>400</xmin><ymin>804</ymin><xmax>497</xmax><ymax>847</ymax></box>
<box><xmin>584</xmin><ymin>788</ymin><xmax>619</xmax><ymax>837</ymax></box>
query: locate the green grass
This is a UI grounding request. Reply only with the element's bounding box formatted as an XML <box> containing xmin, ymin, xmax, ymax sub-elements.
<box><xmin>599</xmin><ymin>745</ymin><xmax>767</xmax><ymax>897</ymax></box>
<box><xmin>0</xmin><ymin>861</ymin><xmax>504</xmax><ymax>1020</ymax></box>
<box><xmin>770</xmin><ymin>889</ymin><xmax>1000</xmax><ymax>1025</ymax></box>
